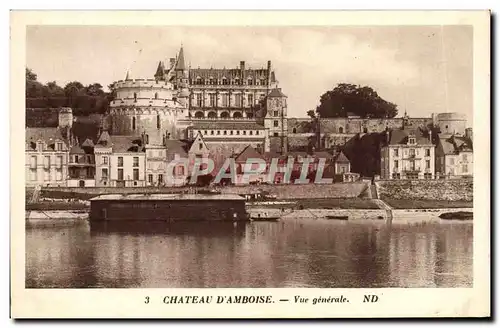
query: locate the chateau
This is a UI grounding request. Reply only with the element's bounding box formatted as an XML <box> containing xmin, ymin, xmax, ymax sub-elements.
<box><xmin>25</xmin><ymin>46</ymin><xmax>473</xmax><ymax>187</ymax></box>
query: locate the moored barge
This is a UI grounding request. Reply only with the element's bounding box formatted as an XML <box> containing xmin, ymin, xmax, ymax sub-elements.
<box><xmin>89</xmin><ymin>193</ymin><xmax>249</xmax><ymax>222</ymax></box>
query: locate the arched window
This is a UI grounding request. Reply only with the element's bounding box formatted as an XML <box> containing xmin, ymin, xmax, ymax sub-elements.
<box><xmin>363</xmin><ymin>127</ymin><xmax>368</xmax><ymax>133</ymax></box>
<box><xmin>292</xmin><ymin>127</ymin><xmax>297</xmax><ymax>133</ymax></box>
<box><xmin>154</xmin><ymin>92</ymin><xmax>158</xmax><ymax>99</ymax></box>
<box><xmin>132</xmin><ymin>117</ymin><xmax>136</xmax><ymax>130</ymax></box>
<box><xmin>157</xmin><ymin>114</ymin><xmax>161</xmax><ymax>129</ymax></box>
<box><xmin>195</xmin><ymin>111</ymin><xmax>204</xmax><ymax>118</ymax></box>
<box><xmin>196</xmin><ymin>77</ymin><xmax>202</xmax><ymax>85</ymax></box>
<box><xmin>146</xmin><ymin>134</ymin><xmax>149</xmax><ymax>144</ymax></box>
<box><xmin>234</xmin><ymin>78</ymin><xmax>240</xmax><ymax>85</ymax></box>
<box><xmin>247</xmin><ymin>78</ymin><xmax>253</xmax><ymax>86</ymax></box>
<box><xmin>222</xmin><ymin>78</ymin><xmax>228</xmax><ymax>85</ymax></box>
<box><xmin>246</xmin><ymin>112</ymin><xmax>254</xmax><ymax>119</ymax></box>
<box><xmin>233</xmin><ymin>112</ymin><xmax>242</xmax><ymax>119</ymax></box>
<box><xmin>220</xmin><ymin>112</ymin><xmax>230</xmax><ymax>119</ymax></box>
<box><xmin>133</xmin><ymin>92</ymin><xmax>137</xmax><ymax>101</ymax></box>
<box><xmin>207</xmin><ymin>111</ymin><xmax>217</xmax><ymax>119</ymax></box>
<box><xmin>339</xmin><ymin>127</ymin><xmax>343</xmax><ymax>133</ymax></box>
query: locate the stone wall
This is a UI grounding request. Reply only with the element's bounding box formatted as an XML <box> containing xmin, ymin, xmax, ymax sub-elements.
<box><xmin>376</xmin><ymin>179</ymin><xmax>473</xmax><ymax>201</ymax></box>
<box><xmin>41</xmin><ymin>181</ymin><xmax>370</xmax><ymax>200</ymax></box>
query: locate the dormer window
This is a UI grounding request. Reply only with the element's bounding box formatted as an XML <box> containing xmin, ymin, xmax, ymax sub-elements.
<box><xmin>234</xmin><ymin>78</ymin><xmax>240</xmax><ymax>85</ymax></box>
<box><xmin>196</xmin><ymin>77</ymin><xmax>202</xmax><ymax>85</ymax></box>
<box><xmin>408</xmin><ymin>135</ymin><xmax>416</xmax><ymax>145</ymax></box>
<box><xmin>56</xmin><ymin>142</ymin><xmax>63</xmax><ymax>151</ymax></box>
<box><xmin>222</xmin><ymin>78</ymin><xmax>228</xmax><ymax>85</ymax></box>
<box><xmin>247</xmin><ymin>78</ymin><xmax>253</xmax><ymax>86</ymax></box>
<box><xmin>37</xmin><ymin>142</ymin><xmax>44</xmax><ymax>151</ymax></box>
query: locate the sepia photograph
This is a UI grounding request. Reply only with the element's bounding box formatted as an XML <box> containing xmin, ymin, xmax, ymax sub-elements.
<box><xmin>11</xmin><ymin>10</ymin><xmax>490</xmax><ymax>318</ymax></box>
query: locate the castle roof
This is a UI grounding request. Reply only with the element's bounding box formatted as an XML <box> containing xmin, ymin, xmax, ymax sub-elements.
<box><xmin>95</xmin><ymin>130</ymin><xmax>112</xmax><ymax>147</ymax></box>
<box><xmin>69</xmin><ymin>145</ymin><xmax>85</xmax><ymax>154</ymax></box>
<box><xmin>175</xmin><ymin>47</ymin><xmax>186</xmax><ymax>70</ymax></box>
<box><xmin>189</xmin><ymin>68</ymin><xmax>271</xmax><ymax>80</ymax></box>
<box><xmin>81</xmin><ymin>138</ymin><xmax>95</xmax><ymax>148</ymax></box>
<box><xmin>438</xmin><ymin>135</ymin><xmax>473</xmax><ymax>155</ymax></box>
<box><xmin>155</xmin><ymin>61</ymin><xmax>165</xmax><ymax>78</ymax></box>
<box><xmin>189</xmin><ymin>121</ymin><xmax>266</xmax><ymax>130</ymax></box>
<box><xmin>165</xmin><ymin>139</ymin><xmax>189</xmax><ymax>160</ymax></box>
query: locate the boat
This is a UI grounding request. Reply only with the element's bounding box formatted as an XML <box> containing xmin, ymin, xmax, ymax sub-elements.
<box><xmin>88</xmin><ymin>193</ymin><xmax>249</xmax><ymax>222</ymax></box>
<box><xmin>325</xmin><ymin>215</ymin><xmax>349</xmax><ymax>220</ymax></box>
<box><xmin>250</xmin><ymin>212</ymin><xmax>281</xmax><ymax>222</ymax></box>
<box><xmin>439</xmin><ymin>211</ymin><xmax>473</xmax><ymax>221</ymax></box>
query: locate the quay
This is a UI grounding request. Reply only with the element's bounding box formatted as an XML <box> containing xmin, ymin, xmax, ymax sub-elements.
<box><xmin>89</xmin><ymin>193</ymin><xmax>249</xmax><ymax>222</ymax></box>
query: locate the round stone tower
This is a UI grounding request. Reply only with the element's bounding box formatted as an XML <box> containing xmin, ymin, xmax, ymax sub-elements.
<box><xmin>109</xmin><ymin>77</ymin><xmax>188</xmax><ymax>143</ymax></box>
<box><xmin>435</xmin><ymin>112</ymin><xmax>467</xmax><ymax>135</ymax></box>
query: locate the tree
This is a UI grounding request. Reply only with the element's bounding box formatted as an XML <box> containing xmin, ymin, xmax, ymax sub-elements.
<box><xmin>316</xmin><ymin>83</ymin><xmax>398</xmax><ymax>119</ymax></box>
<box><xmin>26</xmin><ymin>68</ymin><xmax>37</xmax><ymax>81</ymax></box>
<box><xmin>306</xmin><ymin>110</ymin><xmax>316</xmax><ymax>118</ymax></box>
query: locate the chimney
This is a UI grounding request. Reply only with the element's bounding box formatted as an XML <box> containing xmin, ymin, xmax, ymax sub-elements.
<box><xmin>240</xmin><ymin>61</ymin><xmax>245</xmax><ymax>81</ymax></box>
<box><xmin>267</xmin><ymin>60</ymin><xmax>272</xmax><ymax>84</ymax></box>
<box><xmin>429</xmin><ymin>129</ymin><xmax>432</xmax><ymax>143</ymax></box>
<box><xmin>163</xmin><ymin>133</ymin><xmax>166</xmax><ymax>146</ymax></box>
<box><xmin>385</xmin><ymin>128</ymin><xmax>390</xmax><ymax>145</ymax></box>
<box><xmin>169</xmin><ymin>58</ymin><xmax>176</xmax><ymax>68</ymax></box>
<box><xmin>465</xmin><ymin>127</ymin><xmax>472</xmax><ymax>140</ymax></box>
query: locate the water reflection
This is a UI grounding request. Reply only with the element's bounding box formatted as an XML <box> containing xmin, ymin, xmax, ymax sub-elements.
<box><xmin>26</xmin><ymin>219</ymin><xmax>472</xmax><ymax>288</ymax></box>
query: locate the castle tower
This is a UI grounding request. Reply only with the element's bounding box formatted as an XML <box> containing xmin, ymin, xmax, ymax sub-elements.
<box><xmin>58</xmin><ymin>107</ymin><xmax>73</xmax><ymax>129</ymax></box>
<box><xmin>264</xmin><ymin>88</ymin><xmax>288</xmax><ymax>153</ymax></box>
<box><xmin>174</xmin><ymin>46</ymin><xmax>190</xmax><ymax>107</ymax></box>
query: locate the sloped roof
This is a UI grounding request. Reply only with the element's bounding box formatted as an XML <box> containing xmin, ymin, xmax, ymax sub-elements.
<box><xmin>190</xmin><ymin>121</ymin><xmax>265</xmax><ymax>130</ymax></box>
<box><xmin>438</xmin><ymin>135</ymin><xmax>473</xmax><ymax>155</ymax></box>
<box><xmin>155</xmin><ymin>61</ymin><xmax>165</xmax><ymax>78</ymax></box>
<box><xmin>69</xmin><ymin>145</ymin><xmax>85</xmax><ymax>154</ymax></box>
<box><xmin>165</xmin><ymin>139</ymin><xmax>189</xmax><ymax>160</ymax></box>
<box><xmin>334</xmin><ymin>151</ymin><xmax>350</xmax><ymax>163</ymax></box>
<box><xmin>267</xmin><ymin>88</ymin><xmax>287</xmax><ymax>98</ymax></box>
<box><xmin>233</xmin><ymin>145</ymin><xmax>265</xmax><ymax>163</ymax></box>
<box><xmin>388</xmin><ymin>129</ymin><xmax>432</xmax><ymax>145</ymax></box>
<box><xmin>175</xmin><ymin>47</ymin><xmax>186</xmax><ymax>70</ymax></box>
<box><xmin>109</xmin><ymin>136</ymin><xmax>144</xmax><ymax>153</ymax></box>
<box><xmin>189</xmin><ymin>68</ymin><xmax>270</xmax><ymax>80</ymax></box>
<box><xmin>95</xmin><ymin>130</ymin><xmax>112</xmax><ymax>147</ymax></box>
<box><xmin>81</xmin><ymin>138</ymin><xmax>95</xmax><ymax>148</ymax></box>
<box><xmin>26</xmin><ymin>128</ymin><xmax>66</xmax><ymax>150</ymax></box>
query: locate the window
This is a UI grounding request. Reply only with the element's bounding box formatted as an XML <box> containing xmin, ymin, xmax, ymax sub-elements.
<box><xmin>217</xmin><ymin>130</ymin><xmax>221</xmax><ymax>135</ymax></box>
<box><xmin>274</xmin><ymin>111</ymin><xmax>279</xmax><ymax>117</ymax></box>
<box><xmin>260</xmin><ymin>79</ymin><xmax>266</xmax><ymax>85</ymax></box>
<box><xmin>73</xmin><ymin>155</ymin><xmax>78</xmax><ymax>163</ymax></box>
<box><xmin>133</xmin><ymin>157</ymin><xmax>139</xmax><ymax>167</ymax></box>
<box><xmin>133</xmin><ymin>169</ymin><xmax>139</xmax><ymax>180</ymax></box>
<box><xmin>292</xmin><ymin>128</ymin><xmax>297</xmax><ymax>133</ymax></box>
<box><xmin>37</xmin><ymin>142</ymin><xmax>44</xmax><ymax>151</ymax></box>
<box><xmin>196</xmin><ymin>77</ymin><xmax>202</xmax><ymax>85</ymax></box>
<box><xmin>394</xmin><ymin>160</ymin><xmax>399</xmax><ymax>169</ymax></box>
<box><xmin>407</xmin><ymin>173</ymin><xmax>419</xmax><ymax>180</ymax></box>
<box><xmin>462</xmin><ymin>164</ymin><xmax>468</xmax><ymax>173</ymax></box>
<box><xmin>118</xmin><ymin>168</ymin><xmax>124</xmax><ymax>180</ymax></box>
<box><xmin>133</xmin><ymin>92</ymin><xmax>137</xmax><ymax>101</ymax></box>
<box><xmin>409</xmin><ymin>148</ymin><xmax>416</xmax><ymax>157</ymax></box>
<box><xmin>211</xmin><ymin>131</ymin><xmax>214</xmax><ymax>135</ymax></box>
<box><xmin>222</xmin><ymin>94</ymin><xmax>228</xmax><ymax>107</ymax></box>
<box><xmin>235</xmin><ymin>94</ymin><xmax>242</xmax><ymax>107</ymax></box>
<box><xmin>426</xmin><ymin>160</ymin><xmax>430</xmax><ymax>169</ymax></box>
<box><xmin>425</xmin><ymin>148</ymin><xmax>431</xmax><ymax>157</ymax></box>
<box><xmin>56</xmin><ymin>156</ymin><xmax>63</xmax><ymax>168</ymax></box>
<box><xmin>223</xmin><ymin>130</ymin><xmax>227</xmax><ymax>135</ymax></box>
<box><xmin>248</xmin><ymin>94</ymin><xmax>253</xmax><ymax>106</ymax></box>
<box><xmin>44</xmin><ymin>156</ymin><xmax>50</xmax><ymax>168</ymax></box>
<box><xmin>209</xmin><ymin>94</ymin><xmax>216</xmax><ymax>107</ymax></box>
<box><xmin>118</xmin><ymin>157</ymin><xmax>123</xmax><ymax>167</ymax></box>
<box><xmin>449</xmin><ymin>157</ymin><xmax>455</xmax><ymax>165</ymax></box>
<box><xmin>30</xmin><ymin>168</ymin><xmax>36</xmax><ymax>181</ymax></box>
<box><xmin>234</xmin><ymin>78</ymin><xmax>240</xmax><ymax>85</ymax></box>
<box><xmin>102</xmin><ymin>168</ymin><xmax>108</xmax><ymax>179</ymax></box>
<box><xmin>148</xmin><ymin>174</ymin><xmax>153</xmax><ymax>183</ymax></box>
<box><xmin>392</xmin><ymin>173</ymin><xmax>401</xmax><ymax>179</ymax></box>
<box><xmin>247</xmin><ymin>78</ymin><xmax>253</xmax><ymax>86</ymax></box>
<box><xmin>339</xmin><ymin>127</ymin><xmax>344</xmax><ymax>133</ymax></box>
<box><xmin>409</xmin><ymin>160</ymin><xmax>416</xmax><ymax>171</ymax></box>
<box><xmin>30</xmin><ymin>155</ymin><xmax>37</xmax><ymax>168</ymax></box>
<box><xmin>273</xmin><ymin>132</ymin><xmax>279</xmax><ymax>137</ymax></box>
<box><xmin>145</xmin><ymin>134</ymin><xmax>149</xmax><ymax>144</ymax></box>
<box><xmin>274</xmin><ymin>121</ymin><xmax>279</xmax><ymax>127</ymax></box>
<box><xmin>222</xmin><ymin>78</ymin><xmax>228</xmax><ymax>85</ymax></box>
<box><xmin>56</xmin><ymin>142</ymin><xmax>63</xmax><ymax>151</ymax></box>
<box><xmin>424</xmin><ymin>173</ymin><xmax>432</xmax><ymax>179</ymax></box>
<box><xmin>243</xmin><ymin>131</ymin><xmax>246</xmax><ymax>135</ymax></box>
<box><xmin>176</xmin><ymin>165</ymin><xmax>185</xmax><ymax>176</ymax></box>
<box><xmin>132</xmin><ymin>117</ymin><xmax>136</xmax><ymax>130</ymax></box>
<box><xmin>154</xmin><ymin>92</ymin><xmax>158</xmax><ymax>99</ymax></box>
<box><xmin>199</xmin><ymin>143</ymin><xmax>203</xmax><ymax>150</ymax></box>
<box><xmin>408</xmin><ymin>136</ymin><xmax>416</xmax><ymax>145</ymax></box>
<box><xmin>209</xmin><ymin>78</ymin><xmax>214</xmax><ymax>85</ymax></box>
<box><xmin>230</xmin><ymin>131</ymin><xmax>233</xmax><ymax>135</ymax></box>
<box><xmin>196</xmin><ymin>94</ymin><xmax>202</xmax><ymax>107</ymax></box>
<box><xmin>462</xmin><ymin>154</ymin><xmax>468</xmax><ymax>161</ymax></box>
<box><xmin>236</xmin><ymin>131</ymin><xmax>240</xmax><ymax>135</ymax></box>
<box><xmin>157</xmin><ymin>114</ymin><xmax>161</xmax><ymax>129</ymax></box>
<box><xmin>249</xmin><ymin>131</ymin><xmax>253</xmax><ymax>135</ymax></box>
<box><xmin>393</xmin><ymin>149</ymin><xmax>399</xmax><ymax>157</ymax></box>
<box><xmin>158</xmin><ymin>174</ymin><xmax>163</xmax><ymax>184</ymax></box>
<box><xmin>363</xmin><ymin>128</ymin><xmax>368</xmax><ymax>133</ymax></box>
<box><xmin>256</xmin><ymin>131</ymin><xmax>259</xmax><ymax>135</ymax></box>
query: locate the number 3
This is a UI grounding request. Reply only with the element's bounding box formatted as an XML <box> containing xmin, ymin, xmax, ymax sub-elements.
<box><xmin>145</xmin><ymin>296</ymin><xmax>150</xmax><ymax>304</ymax></box>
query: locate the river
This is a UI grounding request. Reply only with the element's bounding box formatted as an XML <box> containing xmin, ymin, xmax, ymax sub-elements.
<box><xmin>26</xmin><ymin>219</ymin><xmax>473</xmax><ymax>288</ymax></box>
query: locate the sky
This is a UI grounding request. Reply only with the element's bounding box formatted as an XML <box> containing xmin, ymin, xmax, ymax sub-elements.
<box><xmin>26</xmin><ymin>25</ymin><xmax>473</xmax><ymax>123</ymax></box>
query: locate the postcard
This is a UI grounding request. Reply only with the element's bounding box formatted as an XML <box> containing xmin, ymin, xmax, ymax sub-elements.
<box><xmin>11</xmin><ymin>10</ymin><xmax>490</xmax><ymax>318</ymax></box>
